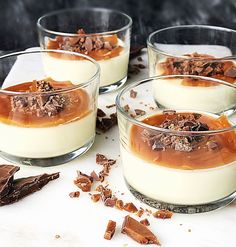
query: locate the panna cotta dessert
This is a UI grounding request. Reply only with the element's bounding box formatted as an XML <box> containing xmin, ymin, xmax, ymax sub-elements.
<box><xmin>119</xmin><ymin>110</ymin><xmax>236</xmax><ymax>207</ymax></box>
<box><xmin>44</xmin><ymin>29</ymin><xmax>129</xmax><ymax>86</ymax></box>
<box><xmin>0</xmin><ymin>78</ymin><xmax>96</xmax><ymax>159</ymax></box>
<box><xmin>117</xmin><ymin>76</ymin><xmax>236</xmax><ymax>212</ymax></box>
<box><xmin>153</xmin><ymin>53</ymin><xmax>236</xmax><ymax>113</ymax></box>
<box><xmin>37</xmin><ymin>8</ymin><xmax>132</xmax><ymax>93</ymax></box>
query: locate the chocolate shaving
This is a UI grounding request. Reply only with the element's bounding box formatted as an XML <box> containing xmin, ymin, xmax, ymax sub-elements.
<box><xmin>104</xmin><ymin>220</ymin><xmax>116</xmax><ymax>240</ymax></box>
<box><xmin>0</xmin><ymin>173</ymin><xmax>59</xmax><ymax>206</ymax></box>
<box><xmin>56</xmin><ymin>28</ymin><xmax>116</xmax><ymax>54</ymax></box>
<box><xmin>142</xmin><ymin>112</ymin><xmax>210</xmax><ymax>152</ymax></box>
<box><xmin>96</xmin><ymin>111</ymin><xmax>117</xmax><ymax>133</ymax></box>
<box><xmin>11</xmin><ymin>80</ymin><xmax>67</xmax><ymax>117</ymax></box>
<box><xmin>160</xmin><ymin>53</ymin><xmax>225</xmax><ymax>77</ymax></box>
<box><xmin>121</xmin><ymin>215</ymin><xmax>160</xmax><ymax>245</ymax></box>
<box><xmin>153</xmin><ymin>210</ymin><xmax>173</xmax><ymax>219</ymax></box>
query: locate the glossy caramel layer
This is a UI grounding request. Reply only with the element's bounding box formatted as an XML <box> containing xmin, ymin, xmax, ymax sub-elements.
<box><xmin>47</xmin><ymin>34</ymin><xmax>124</xmax><ymax>61</ymax></box>
<box><xmin>130</xmin><ymin>113</ymin><xmax>236</xmax><ymax>169</ymax></box>
<box><xmin>0</xmin><ymin>80</ymin><xmax>90</xmax><ymax>127</ymax></box>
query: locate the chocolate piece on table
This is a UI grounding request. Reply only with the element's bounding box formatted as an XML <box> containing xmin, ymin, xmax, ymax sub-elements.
<box><xmin>0</xmin><ymin>165</ymin><xmax>20</xmax><ymax>198</ymax></box>
<box><xmin>140</xmin><ymin>218</ymin><xmax>150</xmax><ymax>226</ymax></box>
<box><xmin>153</xmin><ymin>209</ymin><xmax>173</xmax><ymax>219</ymax></box>
<box><xmin>123</xmin><ymin>202</ymin><xmax>138</xmax><ymax>213</ymax></box>
<box><xmin>69</xmin><ymin>191</ymin><xmax>80</xmax><ymax>198</ymax></box>
<box><xmin>104</xmin><ymin>220</ymin><xmax>116</xmax><ymax>240</ymax></box>
<box><xmin>0</xmin><ymin>172</ymin><xmax>59</xmax><ymax>206</ymax></box>
<box><xmin>121</xmin><ymin>215</ymin><xmax>160</xmax><ymax>245</ymax></box>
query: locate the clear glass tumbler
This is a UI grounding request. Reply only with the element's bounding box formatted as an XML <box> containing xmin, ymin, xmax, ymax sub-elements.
<box><xmin>116</xmin><ymin>75</ymin><xmax>236</xmax><ymax>213</ymax></box>
<box><xmin>37</xmin><ymin>7</ymin><xmax>132</xmax><ymax>94</ymax></box>
<box><xmin>0</xmin><ymin>49</ymin><xmax>100</xmax><ymax>167</ymax></box>
<box><xmin>147</xmin><ymin>25</ymin><xmax>236</xmax><ymax>85</ymax></box>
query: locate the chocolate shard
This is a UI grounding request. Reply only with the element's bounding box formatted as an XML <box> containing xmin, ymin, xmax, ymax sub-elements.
<box><xmin>0</xmin><ymin>172</ymin><xmax>59</xmax><ymax>206</ymax></box>
<box><xmin>121</xmin><ymin>215</ymin><xmax>160</xmax><ymax>245</ymax></box>
<box><xmin>0</xmin><ymin>165</ymin><xmax>20</xmax><ymax>199</ymax></box>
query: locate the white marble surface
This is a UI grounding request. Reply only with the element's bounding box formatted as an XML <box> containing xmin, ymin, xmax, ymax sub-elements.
<box><xmin>0</xmin><ymin>50</ymin><xmax>236</xmax><ymax>247</ymax></box>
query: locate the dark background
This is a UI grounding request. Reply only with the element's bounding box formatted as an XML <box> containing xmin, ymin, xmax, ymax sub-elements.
<box><xmin>1</xmin><ymin>0</ymin><xmax>236</xmax><ymax>51</ymax></box>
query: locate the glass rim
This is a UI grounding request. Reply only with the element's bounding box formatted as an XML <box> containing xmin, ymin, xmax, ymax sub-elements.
<box><xmin>116</xmin><ymin>74</ymin><xmax>236</xmax><ymax>135</ymax></box>
<box><xmin>0</xmin><ymin>49</ymin><xmax>100</xmax><ymax>95</ymax></box>
<box><xmin>147</xmin><ymin>24</ymin><xmax>236</xmax><ymax>58</ymax></box>
<box><xmin>37</xmin><ymin>7</ymin><xmax>133</xmax><ymax>37</ymax></box>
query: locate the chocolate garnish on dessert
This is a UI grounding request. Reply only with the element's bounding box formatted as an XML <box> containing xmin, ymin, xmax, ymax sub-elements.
<box><xmin>11</xmin><ymin>79</ymin><xmax>67</xmax><ymax>117</ymax></box>
<box><xmin>141</xmin><ymin>111</ymin><xmax>210</xmax><ymax>152</ymax></box>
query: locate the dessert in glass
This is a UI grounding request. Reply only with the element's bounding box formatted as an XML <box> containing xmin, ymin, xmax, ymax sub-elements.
<box><xmin>116</xmin><ymin>75</ymin><xmax>236</xmax><ymax>213</ymax></box>
<box><xmin>0</xmin><ymin>49</ymin><xmax>100</xmax><ymax>166</ymax></box>
<box><xmin>37</xmin><ymin>8</ymin><xmax>132</xmax><ymax>94</ymax></box>
<box><xmin>147</xmin><ymin>25</ymin><xmax>236</xmax><ymax>114</ymax></box>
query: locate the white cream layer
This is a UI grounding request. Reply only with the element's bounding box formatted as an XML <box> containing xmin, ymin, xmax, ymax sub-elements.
<box><xmin>43</xmin><ymin>43</ymin><xmax>129</xmax><ymax>87</ymax></box>
<box><xmin>0</xmin><ymin>111</ymin><xmax>96</xmax><ymax>158</ymax></box>
<box><xmin>121</xmin><ymin>146</ymin><xmax>236</xmax><ymax>205</ymax></box>
<box><xmin>153</xmin><ymin>78</ymin><xmax>236</xmax><ymax>113</ymax></box>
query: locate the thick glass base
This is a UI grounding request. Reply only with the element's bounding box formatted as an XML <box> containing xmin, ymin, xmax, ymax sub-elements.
<box><xmin>126</xmin><ymin>181</ymin><xmax>236</xmax><ymax>214</ymax></box>
<box><xmin>99</xmin><ymin>76</ymin><xmax>127</xmax><ymax>94</ymax></box>
<box><xmin>0</xmin><ymin>138</ymin><xmax>94</xmax><ymax>167</ymax></box>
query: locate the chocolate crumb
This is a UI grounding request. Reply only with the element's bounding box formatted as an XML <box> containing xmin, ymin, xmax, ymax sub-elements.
<box><xmin>136</xmin><ymin>207</ymin><xmax>145</xmax><ymax>217</ymax></box>
<box><xmin>137</xmin><ymin>56</ymin><xmax>143</xmax><ymax>61</ymax></box>
<box><xmin>140</xmin><ymin>218</ymin><xmax>150</xmax><ymax>226</ymax></box>
<box><xmin>104</xmin><ymin>220</ymin><xmax>116</xmax><ymax>240</ymax></box>
<box><xmin>97</xmin><ymin>108</ymin><xmax>106</xmax><ymax>117</ymax></box>
<box><xmin>153</xmin><ymin>209</ymin><xmax>173</xmax><ymax>219</ymax></box>
<box><xmin>74</xmin><ymin>171</ymin><xmax>93</xmax><ymax>192</ymax></box>
<box><xmin>115</xmin><ymin>199</ymin><xmax>124</xmax><ymax>210</ymax></box>
<box><xmin>69</xmin><ymin>191</ymin><xmax>80</xmax><ymax>198</ymax></box>
<box><xmin>130</xmin><ymin>89</ymin><xmax>137</xmax><ymax>98</ymax></box>
<box><xmin>123</xmin><ymin>202</ymin><xmax>138</xmax><ymax>213</ymax></box>
<box><xmin>55</xmin><ymin>234</ymin><xmax>61</xmax><ymax>239</ymax></box>
<box><xmin>91</xmin><ymin>193</ymin><xmax>101</xmax><ymax>203</ymax></box>
<box><xmin>106</xmin><ymin>104</ymin><xmax>116</xmax><ymax>109</ymax></box>
<box><xmin>134</xmin><ymin>109</ymin><xmax>146</xmax><ymax>116</ymax></box>
<box><xmin>124</xmin><ymin>104</ymin><xmax>130</xmax><ymax>112</ymax></box>
<box><xmin>104</xmin><ymin>196</ymin><xmax>117</xmax><ymax>207</ymax></box>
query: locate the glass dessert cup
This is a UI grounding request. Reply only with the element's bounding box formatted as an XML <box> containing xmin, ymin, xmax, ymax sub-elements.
<box><xmin>147</xmin><ymin>25</ymin><xmax>236</xmax><ymax>114</ymax></box>
<box><xmin>116</xmin><ymin>75</ymin><xmax>236</xmax><ymax>213</ymax></box>
<box><xmin>37</xmin><ymin>7</ymin><xmax>132</xmax><ymax>94</ymax></box>
<box><xmin>0</xmin><ymin>49</ymin><xmax>100</xmax><ymax>167</ymax></box>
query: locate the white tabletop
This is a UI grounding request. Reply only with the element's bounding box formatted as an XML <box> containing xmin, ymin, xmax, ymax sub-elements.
<box><xmin>0</xmin><ymin>49</ymin><xmax>235</xmax><ymax>247</ymax></box>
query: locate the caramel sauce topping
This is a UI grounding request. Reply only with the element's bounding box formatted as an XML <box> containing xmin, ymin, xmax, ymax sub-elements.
<box><xmin>158</xmin><ymin>53</ymin><xmax>236</xmax><ymax>86</ymax></box>
<box><xmin>130</xmin><ymin>113</ymin><xmax>236</xmax><ymax>169</ymax></box>
<box><xmin>47</xmin><ymin>29</ymin><xmax>124</xmax><ymax>61</ymax></box>
<box><xmin>0</xmin><ymin>79</ymin><xmax>90</xmax><ymax>127</ymax></box>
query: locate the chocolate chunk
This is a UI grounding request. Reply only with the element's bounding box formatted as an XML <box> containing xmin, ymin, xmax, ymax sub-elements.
<box><xmin>0</xmin><ymin>173</ymin><xmax>59</xmax><ymax>206</ymax></box>
<box><xmin>123</xmin><ymin>202</ymin><xmax>138</xmax><ymax>213</ymax></box>
<box><xmin>74</xmin><ymin>171</ymin><xmax>93</xmax><ymax>192</ymax></box>
<box><xmin>104</xmin><ymin>196</ymin><xmax>117</xmax><ymax>207</ymax></box>
<box><xmin>97</xmin><ymin>108</ymin><xmax>106</xmax><ymax>117</ymax></box>
<box><xmin>123</xmin><ymin>104</ymin><xmax>130</xmax><ymax>112</ymax></box>
<box><xmin>121</xmin><ymin>215</ymin><xmax>160</xmax><ymax>245</ymax></box>
<box><xmin>136</xmin><ymin>207</ymin><xmax>145</xmax><ymax>217</ymax></box>
<box><xmin>153</xmin><ymin>209</ymin><xmax>173</xmax><ymax>219</ymax></box>
<box><xmin>96</xmin><ymin>112</ymin><xmax>117</xmax><ymax>133</ymax></box>
<box><xmin>115</xmin><ymin>199</ymin><xmax>124</xmax><ymax>210</ymax></box>
<box><xmin>130</xmin><ymin>89</ymin><xmax>137</xmax><ymax>98</ymax></box>
<box><xmin>224</xmin><ymin>66</ymin><xmax>236</xmax><ymax>77</ymax></box>
<box><xmin>104</xmin><ymin>220</ymin><xmax>116</xmax><ymax>240</ymax></box>
<box><xmin>0</xmin><ymin>165</ymin><xmax>20</xmax><ymax>199</ymax></box>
